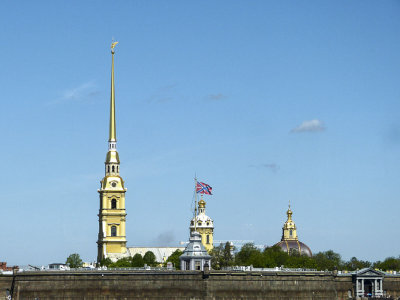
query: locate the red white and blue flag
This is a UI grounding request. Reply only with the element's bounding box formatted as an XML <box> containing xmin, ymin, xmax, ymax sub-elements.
<box><xmin>196</xmin><ymin>181</ymin><xmax>213</xmax><ymax>195</ymax></box>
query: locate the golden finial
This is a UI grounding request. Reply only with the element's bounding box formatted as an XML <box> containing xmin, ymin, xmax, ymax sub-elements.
<box><xmin>286</xmin><ymin>202</ymin><xmax>293</xmax><ymax>220</ymax></box>
<box><xmin>111</xmin><ymin>41</ymin><xmax>119</xmax><ymax>53</ymax></box>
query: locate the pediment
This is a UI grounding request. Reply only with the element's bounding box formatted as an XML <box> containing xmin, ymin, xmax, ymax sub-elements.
<box><xmin>356</xmin><ymin>268</ymin><xmax>384</xmax><ymax>277</ymax></box>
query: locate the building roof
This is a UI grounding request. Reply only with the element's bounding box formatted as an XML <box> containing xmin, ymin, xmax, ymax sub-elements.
<box><xmin>180</xmin><ymin>231</ymin><xmax>211</xmax><ymax>260</ymax></box>
<box><xmin>127</xmin><ymin>247</ymin><xmax>185</xmax><ymax>263</ymax></box>
<box><xmin>274</xmin><ymin>240</ymin><xmax>312</xmax><ymax>257</ymax></box>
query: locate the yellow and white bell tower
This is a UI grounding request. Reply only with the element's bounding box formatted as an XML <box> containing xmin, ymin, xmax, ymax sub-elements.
<box><xmin>190</xmin><ymin>198</ymin><xmax>214</xmax><ymax>252</ymax></box>
<box><xmin>97</xmin><ymin>42</ymin><xmax>127</xmax><ymax>262</ymax></box>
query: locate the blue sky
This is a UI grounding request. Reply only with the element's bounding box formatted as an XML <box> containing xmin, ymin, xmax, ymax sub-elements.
<box><xmin>1</xmin><ymin>1</ymin><xmax>400</xmax><ymax>266</ymax></box>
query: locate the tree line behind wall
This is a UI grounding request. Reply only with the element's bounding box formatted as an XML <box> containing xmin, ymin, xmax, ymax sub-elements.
<box><xmin>210</xmin><ymin>243</ymin><xmax>400</xmax><ymax>271</ymax></box>
<box><xmin>96</xmin><ymin>243</ymin><xmax>400</xmax><ymax>271</ymax></box>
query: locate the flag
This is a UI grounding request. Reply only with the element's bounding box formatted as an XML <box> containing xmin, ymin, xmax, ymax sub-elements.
<box><xmin>196</xmin><ymin>181</ymin><xmax>212</xmax><ymax>195</ymax></box>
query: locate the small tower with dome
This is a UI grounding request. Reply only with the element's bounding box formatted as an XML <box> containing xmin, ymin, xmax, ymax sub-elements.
<box><xmin>190</xmin><ymin>198</ymin><xmax>214</xmax><ymax>252</ymax></box>
<box><xmin>180</xmin><ymin>231</ymin><xmax>211</xmax><ymax>271</ymax></box>
<box><xmin>273</xmin><ymin>204</ymin><xmax>312</xmax><ymax>257</ymax></box>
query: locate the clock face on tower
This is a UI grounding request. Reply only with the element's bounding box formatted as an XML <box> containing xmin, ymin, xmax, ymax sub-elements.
<box><xmin>111</xmin><ymin>182</ymin><xmax>117</xmax><ymax>188</ymax></box>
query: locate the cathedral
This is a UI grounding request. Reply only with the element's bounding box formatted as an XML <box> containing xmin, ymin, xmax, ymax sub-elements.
<box><xmin>96</xmin><ymin>43</ymin><xmax>310</xmax><ymax>263</ymax></box>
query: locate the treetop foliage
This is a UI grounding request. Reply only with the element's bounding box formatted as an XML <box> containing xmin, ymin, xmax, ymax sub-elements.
<box><xmin>210</xmin><ymin>243</ymin><xmax>400</xmax><ymax>272</ymax></box>
<box><xmin>66</xmin><ymin>253</ymin><xmax>83</xmax><ymax>269</ymax></box>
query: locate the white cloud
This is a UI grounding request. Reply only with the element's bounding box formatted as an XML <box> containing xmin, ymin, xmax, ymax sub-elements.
<box><xmin>48</xmin><ymin>81</ymin><xmax>99</xmax><ymax>105</ymax></box>
<box><xmin>62</xmin><ymin>81</ymin><xmax>98</xmax><ymax>101</ymax></box>
<box><xmin>291</xmin><ymin>119</ymin><xmax>326</xmax><ymax>133</ymax></box>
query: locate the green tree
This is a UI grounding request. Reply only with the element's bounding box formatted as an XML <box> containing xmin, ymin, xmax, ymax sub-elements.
<box><xmin>110</xmin><ymin>257</ymin><xmax>132</xmax><ymax>268</ymax></box>
<box><xmin>373</xmin><ymin>257</ymin><xmax>400</xmax><ymax>271</ymax></box>
<box><xmin>166</xmin><ymin>249</ymin><xmax>183</xmax><ymax>270</ymax></box>
<box><xmin>131</xmin><ymin>253</ymin><xmax>144</xmax><ymax>267</ymax></box>
<box><xmin>143</xmin><ymin>251</ymin><xmax>157</xmax><ymax>266</ymax></box>
<box><xmin>313</xmin><ymin>250</ymin><xmax>343</xmax><ymax>271</ymax></box>
<box><xmin>343</xmin><ymin>257</ymin><xmax>371</xmax><ymax>271</ymax></box>
<box><xmin>210</xmin><ymin>242</ymin><xmax>234</xmax><ymax>270</ymax></box>
<box><xmin>222</xmin><ymin>242</ymin><xmax>234</xmax><ymax>267</ymax></box>
<box><xmin>235</xmin><ymin>243</ymin><xmax>262</xmax><ymax>266</ymax></box>
<box><xmin>98</xmin><ymin>257</ymin><xmax>112</xmax><ymax>267</ymax></box>
<box><xmin>263</xmin><ymin>245</ymin><xmax>289</xmax><ymax>268</ymax></box>
<box><xmin>66</xmin><ymin>253</ymin><xmax>83</xmax><ymax>269</ymax></box>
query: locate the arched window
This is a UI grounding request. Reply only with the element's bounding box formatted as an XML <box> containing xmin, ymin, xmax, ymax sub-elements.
<box><xmin>206</xmin><ymin>235</ymin><xmax>210</xmax><ymax>244</ymax></box>
<box><xmin>107</xmin><ymin>166</ymin><xmax>110</xmax><ymax>173</ymax></box>
<box><xmin>117</xmin><ymin>166</ymin><xmax>119</xmax><ymax>172</ymax></box>
<box><xmin>111</xmin><ymin>226</ymin><xmax>117</xmax><ymax>237</ymax></box>
<box><xmin>112</xmin><ymin>166</ymin><xmax>115</xmax><ymax>172</ymax></box>
<box><xmin>290</xmin><ymin>229</ymin><xmax>293</xmax><ymax>237</ymax></box>
<box><xmin>111</xmin><ymin>199</ymin><xmax>117</xmax><ymax>209</ymax></box>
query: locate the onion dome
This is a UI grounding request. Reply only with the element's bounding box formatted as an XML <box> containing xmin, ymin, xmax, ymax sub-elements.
<box><xmin>273</xmin><ymin>204</ymin><xmax>312</xmax><ymax>257</ymax></box>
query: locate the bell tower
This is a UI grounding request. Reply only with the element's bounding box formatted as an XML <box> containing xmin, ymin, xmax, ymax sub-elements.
<box><xmin>190</xmin><ymin>198</ymin><xmax>214</xmax><ymax>252</ymax></box>
<box><xmin>97</xmin><ymin>42</ymin><xmax>127</xmax><ymax>262</ymax></box>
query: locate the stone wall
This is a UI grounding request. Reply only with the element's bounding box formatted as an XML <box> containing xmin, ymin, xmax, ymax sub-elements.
<box><xmin>0</xmin><ymin>270</ymin><xmax>398</xmax><ymax>300</ymax></box>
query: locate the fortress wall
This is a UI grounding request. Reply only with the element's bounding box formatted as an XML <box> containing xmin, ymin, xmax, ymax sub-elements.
<box><xmin>1</xmin><ymin>270</ymin><xmax>394</xmax><ymax>300</ymax></box>
<box><xmin>382</xmin><ymin>276</ymin><xmax>400</xmax><ymax>298</ymax></box>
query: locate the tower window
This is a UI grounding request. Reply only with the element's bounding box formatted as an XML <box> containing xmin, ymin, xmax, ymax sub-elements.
<box><xmin>111</xmin><ymin>199</ymin><xmax>117</xmax><ymax>209</ymax></box>
<box><xmin>117</xmin><ymin>166</ymin><xmax>119</xmax><ymax>172</ymax></box>
<box><xmin>112</xmin><ymin>166</ymin><xmax>115</xmax><ymax>172</ymax></box>
<box><xmin>290</xmin><ymin>229</ymin><xmax>293</xmax><ymax>237</ymax></box>
<box><xmin>206</xmin><ymin>235</ymin><xmax>210</xmax><ymax>244</ymax></box>
<box><xmin>107</xmin><ymin>166</ymin><xmax>110</xmax><ymax>173</ymax></box>
<box><xmin>111</xmin><ymin>226</ymin><xmax>117</xmax><ymax>237</ymax></box>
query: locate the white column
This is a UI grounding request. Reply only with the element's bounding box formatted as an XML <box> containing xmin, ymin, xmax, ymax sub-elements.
<box><xmin>361</xmin><ymin>279</ymin><xmax>364</xmax><ymax>295</ymax></box>
<box><xmin>374</xmin><ymin>279</ymin><xmax>377</xmax><ymax>296</ymax></box>
<box><xmin>356</xmin><ymin>279</ymin><xmax>359</xmax><ymax>295</ymax></box>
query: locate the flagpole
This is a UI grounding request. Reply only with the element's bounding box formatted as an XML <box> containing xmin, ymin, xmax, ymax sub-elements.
<box><xmin>194</xmin><ymin>176</ymin><xmax>198</xmax><ymax>233</ymax></box>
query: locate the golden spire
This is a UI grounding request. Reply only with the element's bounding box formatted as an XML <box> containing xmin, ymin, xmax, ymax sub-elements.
<box><xmin>105</xmin><ymin>41</ymin><xmax>120</xmax><ymax>165</ymax></box>
<box><xmin>109</xmin><ymin>41</ymin><xmax>118</xmax><ymax>143</ymax></box>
